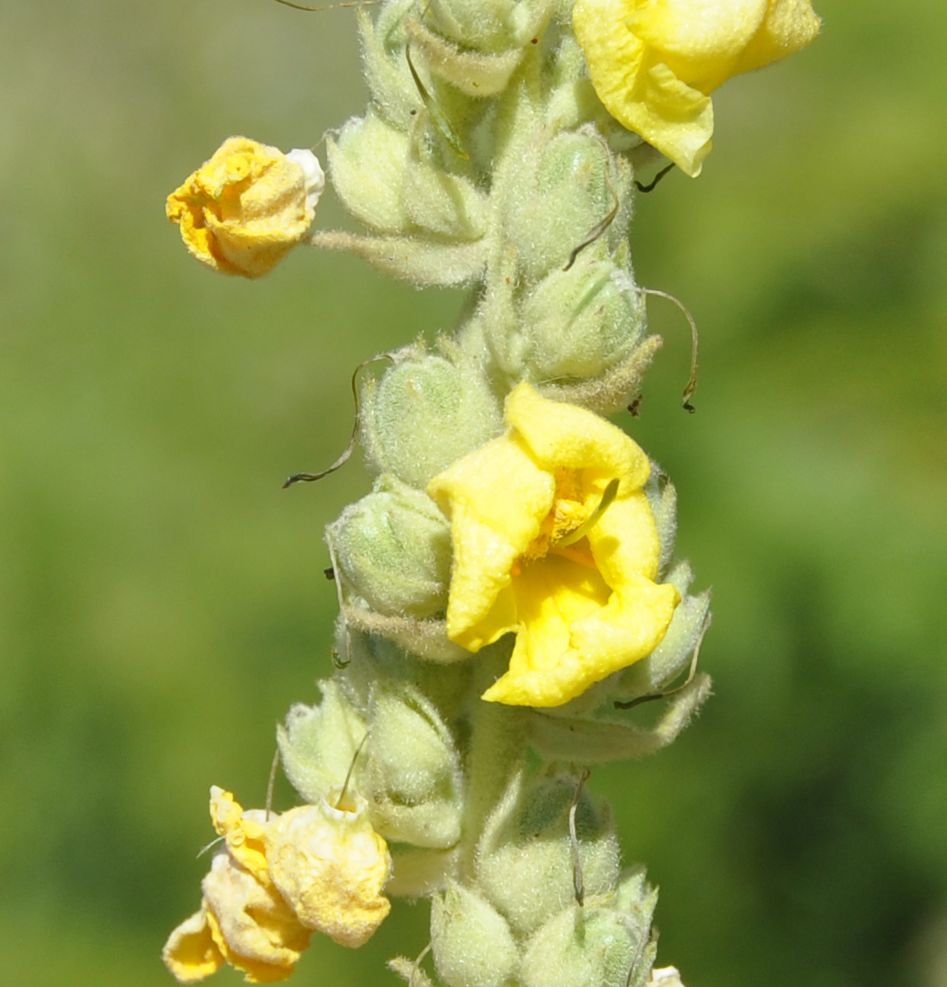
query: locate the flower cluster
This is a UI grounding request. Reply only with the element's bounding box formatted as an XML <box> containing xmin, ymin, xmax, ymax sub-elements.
<box><xmin>162</xmin><ymin>2</ymin><xmax>819</xmax><ymax>985</ymax></box>
<box><xmin>163</xmin><ymin>788</ymin><xmax>390</xmax><ymax>983</ymax></box>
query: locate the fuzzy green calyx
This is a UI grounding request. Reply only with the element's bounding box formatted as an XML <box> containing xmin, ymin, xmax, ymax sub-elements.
<box><xmin>329</xmin><ymin>476</ymin><xmax>451</xmax><ymax>619</ymax></box>
<box><xmin>430</xmin><ymin>881</ymin><xmax>520</xmax><ymax>987</ymax></box>
<box><xmin>518</xmin><ymin>255</ymin><xmax>646</xmax><ymax>383</ymax></box>
<box><xmin>360</xmin><ymin>347</ymin><xmax>502</xmax><ymax>489</ymax></box>
<box><xmin>475</xmin><ymin>774</ymin><xmax>621</xmax><ymax>938</ymax></box>
<box><xmin>521</xmin><ymin>867</ymin><xmax>658</xmax><ymax>987</ymax></box>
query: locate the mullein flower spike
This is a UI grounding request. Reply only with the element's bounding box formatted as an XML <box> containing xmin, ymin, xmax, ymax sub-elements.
<box><xmin>164</xmin><ymin>1</ymin><xmax>820</xmax><ymax>984</ymax></box>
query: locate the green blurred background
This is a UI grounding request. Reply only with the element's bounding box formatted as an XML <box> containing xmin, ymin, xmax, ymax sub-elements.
<box><xmin>2</xmin><ymin>1</ymin><xmax>944</xmax><ymax>984</ymax></box>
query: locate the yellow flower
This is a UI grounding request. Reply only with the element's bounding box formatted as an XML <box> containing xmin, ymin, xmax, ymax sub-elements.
<box><xmin>572</xmin><ymin>0</ymin><xmax>821</xmax><ymax>177</ymax></box>
<box><xmin>428</xmin><ymin>383</ymin><xmax>679</xmax><ymax>708</ymax></box>
<box><xmin>163</xmin><ymin>787</ymin><xmax>391</xmax><ymax>984</ymax></box>
<box><xmin>166</xmin><ymin>137</ymin><xmax>324</xmax><ymax>278</ymax></box>
<box><xmin>266</xmin><ymin>790</ymin><xmax>392</xmax><ymax>949</ymax></box>
<box><xmin>163</xmin><ymin>789</ymin><xmax>310</xmax><ymax>984</ymax></box>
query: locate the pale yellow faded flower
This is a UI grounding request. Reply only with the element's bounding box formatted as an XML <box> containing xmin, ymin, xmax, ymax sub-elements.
<box><xmin>163</xmin><ymin>787</ymin><xmax>391</xmax><ymax>984</ymax></box>
<box><xmin>166</xmin><ymin>137</ymin><xmax>324</xmax><ymax>278</ymax></box>
<box><xmin>573</xmin><ymin>0</ymin><xmax>821</xmax><ymax>176</ymax></box>
<box><xmin>163</xmin><ymin>789</ymin><xmax>310</xmax><ymax>984</ymax></box>
<box><xmin>266</xmin><ymin>791</ymin><xmax>392</xmax><ymax>949</ymax></box>
<box><xmin>428</xmin><ymin>382</ymin><xmax>679</xmax><ymax>708</ymax></box>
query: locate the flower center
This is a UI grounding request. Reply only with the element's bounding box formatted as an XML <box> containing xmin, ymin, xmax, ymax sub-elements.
<box><xmin>519</xmin><ymin>473</ymin><xmax>618</xmax><ymax>568</ymax></box>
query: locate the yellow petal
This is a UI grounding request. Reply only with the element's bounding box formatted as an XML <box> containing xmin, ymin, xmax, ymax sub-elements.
<box><xmin>166</xmin><ymin>137</ymin><xmax>323</xmax><ymax>278</ymax></box>
<box><xmin>573</xmin><ymin>0</ymin><xmax>821</xmax><ymax>177</ymax></box>
<box><xmin>163</xmin><ymin>909</ymin><xmax>225</xmax><ymax>984</ymax></box>
<box><xmin>733</xmin><ymin>0</ymin><xmax>823</xmax><ymax>75</ymax></box>
<box><xmin>506</xmin><ymin>383</ymin><xmax>650</xmax><ymax>495</ymax></box>
<box><xmin>202</xmin><ymin>852</ymin><xmax>310</xmax><ymax>983</ymax></box>
<box><xmin>266</xmin><ymin>797</ymin><xmax>392</xmax><ymax>948</ymax></box>
<box><xmin>429</xmin><ymin>434</ymin><xmax>554</xmax><ymax>649</ymax></box>
<box><xmin>209</xmin><ymin>787</ymin><xmax>270</xmax><ymax>884</ymax></box>
<box><xmin>482</xmin><ymin>553</ymin><xmax>612</xmax><ymax>706</ymax></box>
<box><xmin>632</xmin><ymin>0</ymin><xmax>768</xmax><ymax>59</ymax></box>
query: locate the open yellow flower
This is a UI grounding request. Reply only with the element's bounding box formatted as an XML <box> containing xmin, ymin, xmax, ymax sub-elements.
<box><xmin>428</xmin><ymin>383</ymin><xmax>679</xmax><ymax>708</ymax></box>
<box><xmin>166</xmin><ymin>137</ymin><xmax>324</xmax><ymax>278</ymax></box>
<box><xmin>573</xmin><ymin>0</ymin><xmax>821</xmax><ymax>177</ymax></box>
<box><xmin>163</xmin><ymin>787</ymin><xmax>391</xmax><ymax>984</ymax></box>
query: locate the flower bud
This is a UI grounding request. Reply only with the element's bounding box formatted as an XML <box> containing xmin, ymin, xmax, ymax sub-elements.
<box><xmin>430</xmin><ymin>880</ymin><xmax>520</xmax><ymax>987</ymax></box>
<box><xmin>403</xmin><ymin>153</ymin><xmax>488</xmax><ymax>242</ymax></box>
<box><xmin>361</xmin><ymin>682</ymin><xmax>464</xmax><ymax>849</ymax></box>
<box><xmin>516</xmin><ymin>255</ymin><xmax>645</xmax><ymax>382</ymax></box>
<box><xmin>361</xmin><ymin>349</ymin><xmax>502</xmax><ymax>489</ymax></box>
<box><xmin>328</xmin><ymin>477</ymin><xmax>451</xmax><ymax>619</ymax></box>
<box><xmin>477</xmin><ymin>775</ymin><xmax>620</xmax><ymax>937</ymax></box>
<box><xmin>328</xmin><ymin>112</ymin><xmax>412</xmax><ymax>234</ymax></box>
<box><xmin>425</xmin><ymin>0</ymin><xmax>528</xmax><ymax>53</ymax></box>
<box><xmin>166</xmin><ymin>137</ymin><xmax>323</xmax><ymax>278</ymax></box>
<box><xmin>278</xmin><ymin>681</ymin><xmax>367</xmax><ymax>805</ymax></box>
<box><xmin>521</xmin><ymin>895</ymin><xmax>654</xmax><ymax>987</ymax></box>
<box><xmin>505</xmin><ymin>130</ymin><xmax>619</xmax><ymax>282</ymax></box>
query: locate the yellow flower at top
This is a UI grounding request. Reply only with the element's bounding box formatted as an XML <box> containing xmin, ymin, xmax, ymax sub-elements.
<box><xmin>163</xmin><ymin>787</ymin><xmax>391</xmax><ymax>984</ymax></box>
<box><xmin>573</xmin><ymin>0</ymin><xmax>821</xmax><ymax>177</ymax></box>
<box><xmin>166</xmin><ymin>137</ymin><xmax>324</xmax><ymax>278</ymax></box>
<box><xmin>428</xmin><ymin>383</ymin><xmax>679</xmax><ymax>708</ymax></box>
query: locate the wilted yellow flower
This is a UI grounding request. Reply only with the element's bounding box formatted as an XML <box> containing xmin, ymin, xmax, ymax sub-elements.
<box><xmin>166</xmin><ymin>137</ymin><xmax>324</xmax><ymax>278</ymax></box>
<box><xmin>266</xmin><ymin>791</ymin><xmax>392</xmax><ymax>949</ymax></box>
<box><xmin>163</xmin><ymin>788</ymin><xmax>310</xmax><ymax>984</ymax></box>
<box><xmin>163</xmin><ymin>787</ymin><xmax>391</xmax><ymax>984</ymax></box>
<box><xmin>573</xmin><ymin>0</ymin><xmax>821</xmax><ymax>177</ymax></box>
<box><xmin>428</xmin><ymin>383</ymin><xmax>679</xmax><ymax>708</ymax></box>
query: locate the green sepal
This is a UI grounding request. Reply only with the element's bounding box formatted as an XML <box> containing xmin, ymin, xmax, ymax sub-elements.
<box><xmin>328</xmin><ymin>475</ymin><xmax>451</xmax><ymax>620</ymax></box>
<box><xmin>475</xmin><ymin>770</ymin><xmax>620</xmax><ymax>937</ymax></box>
<box><xmin>360</xmin><ymin>345</ymin><xmax>502</xmax><ymax>487</ymax></box>
<box><xmin>431</xmin><ymin>880</ymin><xmax>520</xmax><ymax>987</ymax></box>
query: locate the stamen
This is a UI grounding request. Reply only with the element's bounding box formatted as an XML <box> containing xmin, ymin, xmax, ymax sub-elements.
<box><xmin>556</xmin><ymin>478</ymin><xmax>619</xmax><ymax>547</ymax></box>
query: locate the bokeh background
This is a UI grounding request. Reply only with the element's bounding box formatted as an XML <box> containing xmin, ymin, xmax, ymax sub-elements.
<box><xmin>2</xmin><ymin>1</ymin><xmax>945</xmax><ymax>985</ymax></box>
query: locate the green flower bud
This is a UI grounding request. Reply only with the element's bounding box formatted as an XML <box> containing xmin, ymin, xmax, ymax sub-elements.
<box><xmin>521</xmin><ymin>883</ymin><xmax>656</xmax><ymax>987</ymax></box>
<box><xmin>362</xmin><ymin>681</ymin><xmax>464</xmax><ymax>849</ymax></box>
<box><xmin>425</xmin><ymin>0</ymin><xmax>534</xmax><ymax>54</ymax></box>
<box><xmin>431</xmin><ymin>880</ymin><xmax>520</xmax><ymax>987</ymax></box>
<box><xmin>358</xmin><ymin>0</ymin><xmax>421</xmax><ymax>131</ymax></box>
<box><xmin>516</xmin><ymin>255</ymin><xmax>646</xmax><ymax>383</ymax></box>
<box><xmin>361</xmin><ymin>348</ymin><xmax>502</xmax><ymax>489</ymax></box>
<box><xmin>477</xmin><ymin>775</ymin><xmax>620</xmax><ymax>937</ymax></box>
<box><xmin>403</xmin><ymin>151</ymin><xmax>488</xmax><ymax>242</ymax></box>
<box><xmin>328</xmin><ymin>476</ymin><xmax>450</xmax><ymax>619</ymax></box>
<box><xmin>506</xmin><ymin>130</ymin><xmax>621</xmax><ymax>282</ymax></box>
<box><xmin>328</xmin><ymin>111</ymin><xmax>412</xmax><ymax>234</ymax></box>
<box><xmin>277</xmin><ymin>680</ymin><xmax>367</xmax><ymax>804</ymax></box>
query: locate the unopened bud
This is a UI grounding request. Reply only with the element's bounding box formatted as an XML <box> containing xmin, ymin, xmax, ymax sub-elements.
<box><xmin>517</xmin><ymin>255</ymin><xmax>645</xmax><ymax>382</ymax></box>
<box><xmin>278</xmin><ymin>681</ymin><xmax>366</xmax><ymax>805</ymax></box>
<box><xmin>431</xmin><ymin>880</ymin><xmax>520</xmax><ymax>987</ymax></box>
<box><xmin>328</xmin><ymin>111</ymin><xmax>412</xmax><ymax>234</ymax></box>
<box><xmin>361</xmin><ymin>349</ymin><xmax>502</xmax><ymax>489</ymax></box>
<box><xmin>329</xmin><ymin>477</ymin><xmax>450</xmax><ymax>619</ymax></box>
<box><xmin>506</xmin><ymin>130</ymin><xmax>618</xmax><ymax>282</ymax></box>
<box><xmin>477</xmin><ymin>775</ymin><xmax>620</xmax><ymax>937</ymax></box>
<box><xmin>362</xmin><ymin>683</ymin><xmax>464</xmax><ymax>849</ymax></box>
